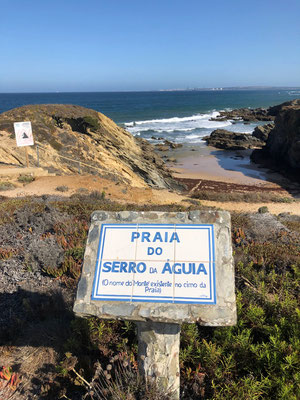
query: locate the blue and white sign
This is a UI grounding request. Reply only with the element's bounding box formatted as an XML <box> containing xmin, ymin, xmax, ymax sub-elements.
<box><xmin>92</xmin><ymin>224</ymin><xmax>216</xmax><ymax>304</ymax></box>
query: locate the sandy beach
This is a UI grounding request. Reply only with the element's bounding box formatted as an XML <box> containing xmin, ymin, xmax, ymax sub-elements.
<box><xmin>166</xmin><ymin>143</ymin><xmax>295</xmax><ymax>188</ymax></box>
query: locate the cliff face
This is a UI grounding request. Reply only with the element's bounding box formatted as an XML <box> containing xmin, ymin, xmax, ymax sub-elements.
<box><xmin>265</xmin><ymin>99</ymin><xmax>300</xmax><ymax>169</ymax></box>
<box><xmin>0</xmin><ymin>104</ymin><xmax>181</xmax><ymax>190</ymax></box>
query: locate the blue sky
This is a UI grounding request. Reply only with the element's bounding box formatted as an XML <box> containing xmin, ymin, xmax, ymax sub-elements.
<box><xmin>1</xmin><ymin>0</ymin><xmax>300</xmax><ymax>92</ymax></box>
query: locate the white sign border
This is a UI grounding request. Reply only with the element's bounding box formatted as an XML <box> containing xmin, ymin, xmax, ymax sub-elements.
<box><xmin>91</xmin><ymin>223</ymin><xmax>216</xmax><ymax>304</ymax></box>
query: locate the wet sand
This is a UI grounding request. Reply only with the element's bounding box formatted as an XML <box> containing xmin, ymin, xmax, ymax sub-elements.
<box><xmin>166</xmin><ymin>144</ymin><xmax>289</xmax><ymax>188</ymax></box>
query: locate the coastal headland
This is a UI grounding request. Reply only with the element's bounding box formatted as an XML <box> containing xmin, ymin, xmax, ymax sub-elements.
<box><xmin>0</xmin><ymin>101</ymin><xmax>299</xmax><ymax>211</ymax></box>
<box><xmin>0</xmin><ymin>101</ymin><xmax>299</xmax><ymax>399</ymax></box>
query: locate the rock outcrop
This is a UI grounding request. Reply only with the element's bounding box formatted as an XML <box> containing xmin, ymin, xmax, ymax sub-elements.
<box><xmin>155</xmin><ymin>140</ymin><xmax>183</xmax><ymax>152</ymax></box>
<box><xmin>203</xmin><ymin>129</ymin><xmax>265</xmax><ymax>150</ymax></box>
<box><xmin>267</xmin><ymin>99</ymin><xmax>300</xmax><ymax>117</ymax></box>
<box><xmin>251</xmin><ymin>99</ymin><xmax>300</xmax><ymax>180</ymax></box>
<box><xmin>0</xmin><ymin>104</ymin><xmax>182</xmax><ymax>190</ymax></box>
<box><xmin>264</xmin><ymin>100</ymin><xmax>300</xmax><ymax>169</ymax></box>
<box><xmin>210</xmin><ymin>107</ymin><xmax>275</xmax><ymax>122</ymax></box>
<box><xmin>252</xmin><ymin>123</ymin><xmax>274</xmax><ymax>142</ymax></box>
<box><xmin>209</xmin><ymin>102</ymin><xmax>298</xmax><ymax>123</ymax></box>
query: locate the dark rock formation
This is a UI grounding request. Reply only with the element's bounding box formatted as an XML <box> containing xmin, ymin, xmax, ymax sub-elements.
<box><xmin>209</xmin><ymin>102</ymin><xmax>297</xmax><ymax>123</ymax></box>
<box><xmin>252</xmin><ymin>123</ymin><xmax>274</xmax><ymax>142</ymax></box>
<box><xmin>251</xmin><ymin>99</ymin><xmax>300</xmax><ymax>181</ymax></box>
<box><xmin>155</xmin><ymin>140</ymin><xmax>183</xmax><ymax>151</ymax></box>
<box><xmin>265</xmin><ymin>100</ymin><xmax>300</xmax><ymax>169</ymax></box>
<box><xmin>210</xmin><ymin>107</ymin><xmax>275</xmax><ymax>122</ymax></box>
<box><xmin>203</xmin><ymin>129</ymin><xmax>265</xmax><ymax>150</ymax></box>
<box><xmin>268</xmin><ymin>99</ymin><xmax>300</xmax><ymax>117</ymax></box>
<box><xmin>164</xmin><ymin>140</ymin><xmax>183</xmax><ymax>149</ymax></box>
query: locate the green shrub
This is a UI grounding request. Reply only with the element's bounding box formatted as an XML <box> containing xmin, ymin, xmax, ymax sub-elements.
<box><xmin>17</xmin><ymin>174</ymin><xmax>35</xmax><ymax>184</ymax></box>
<box><xmin>258</xmin><ymin>206</ymin><xmax>269</xmax><ymax>213</ymax></box>
<box><xmin>76</xmin><ymin>187</ymin><xmax>89</xmax><ymax>194</ymax></box>
<box><xmin>0</xmin><ymin>181</ymin><xmax>15</xmax><ymax>191</ymax></box>
<box><xmin>89</xmin><ymin>190</ymin><xmax>105</xmax><ymax>200</ymax></box>
<box><xmin>83</xmin><ymin>115</ymin><xmax>100</xmax><ymax>132</ymax></box>
<box><xmin>55</xmin><ymin>185</ymin><xmax>69</xmax><ymax>192</ymax></box>
<box><xmin>1</xmin><ymin>197</ymin><xmax>299</xmax><ymax>399</ymax></box>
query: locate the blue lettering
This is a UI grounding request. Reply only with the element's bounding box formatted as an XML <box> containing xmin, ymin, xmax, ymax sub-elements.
<box><xmin>112</xmin><ymin>261</ymin><xmax>120</xmax><ymax>272</ymax></box>
<box><xmin>137</xmin><ymin>262</ymin><xmax>146</xmax><ymax>273</ymax></box>
<box><xmin>128</xmin><ymin>262</ymin><xmax>136</xmax><ymax>273</ymax></box>
<box><xmin>120</xmin><ymin>261</ymin><xmax>128</xmax><ymax>273</ymax></box>
<box><xmin>162</xmin><ymin>262</ymin><xmax>172</xmax><ymax>274</ymax></box>
<box><xmin>197</xmin><ymin>263</ymin><xmax>207</xmax><ymax>275</ymax></box>
<box><xmin>170</xmin><ymin>232</ymin><xmax>180</xmax><ymax>243</ymax></box>
<box><xmin>131</xmin><ymin>231</ymin><xmax>180</xmax><ymax>243</ymax></box>
<box><xmin>131</xmin><ymin>232</ymin><xmax>139</xmax><ymax>242</ymax></box>
<box><xmin>183</xmin><ymin>263</ymin><xmax>193</xmax><ymax>274</ymax></box>
<box><xmin>156</xmin><ymin>247</ymin><xmax>162</xmax><ymax>255</ymax></box>
<box><xmin>102</xmin><ymin>262</ymin><xmax>111</xmax><ymax>272</ymax></box>
<box><xmin>173</xmin><ymin>263</ymin><xmax>181</xmax><ymax>274</ymax></box>
<box><xmin>153</xmin><ymin>232</ymin><xmax>163</xmax><ymax>242</ymax></box>
<box><xmin>142</xmin><ymin>232</ymin><xmax>150</xmax><ymax>242</ymax></box>
<box><xmin>147</xmin><ymin>247</ymin><xmax>154</xmax><ymax>255</ymax></box>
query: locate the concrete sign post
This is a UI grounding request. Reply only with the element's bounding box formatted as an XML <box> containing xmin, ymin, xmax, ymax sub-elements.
<box><xmin>74</xmin><ymin>210</ymin><xmax>236</xmax><ymax>399</ymax></box>
<box><xmin>14</xmin><ymin>121</ymin><xmax>34</xmax><ymax>167</ymax></box>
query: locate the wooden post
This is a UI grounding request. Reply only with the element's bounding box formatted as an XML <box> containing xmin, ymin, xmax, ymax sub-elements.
<box><xmin>25</xmin><ymin>147</ymin><xmax>29</xmax><ymax>168</ymax></box>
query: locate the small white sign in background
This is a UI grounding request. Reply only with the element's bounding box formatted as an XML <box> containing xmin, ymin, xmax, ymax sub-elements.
<box><xmin>14</xmin><ymin>121</ymin><xmax>34</xmax><ymax>147</ymax></box>
<box><xmin>92</xmin><ymin>223</ymin><xmax>216</xmax><ymax>304</ymax></box>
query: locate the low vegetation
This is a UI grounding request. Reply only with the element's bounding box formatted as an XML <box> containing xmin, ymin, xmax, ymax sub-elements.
<box><xmin>0</xmin><ymin>195</ymin><xmax>299</xmax><ymax>399</ymax></box>
<box><xmin>55</xmin><ymin>185</ymin><xmax>69</xmax><ymax>192</ymax></box>
<box><xmin>82</xmin><ymin>115</ymin><xmax>100</xmax><ymax>132</ymax></box>
<box><xmin>0</xmin><ymin>181</ymin><xmax>15</xmax><ymax>191</ymax></box>
<box><xmin>191</xmin><ymin>190</ymin><xmax>295</xmax><ymax>203</ymax></box>
<box><xmin>17</xmin><ymin>174</ymin><xmax>35</xmax><ymax>184</ymax></box>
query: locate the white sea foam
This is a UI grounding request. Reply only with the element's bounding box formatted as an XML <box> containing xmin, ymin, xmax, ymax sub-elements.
<box><xmin>288</xmin><ymin>91</ymin><xmax>300</xmax><ymax>95</ymax></box>
<box><xmin>125</xmin><ymin>111</ymin><xmax>232</xmax><ymax>136</ymax></box>
<box><xmin>185</xmin><ymin>134</ymin><xmax>202</xmax><ymax>139</ymax></box>
<box><xmin>123</xmin><ymin>111</ymin><xmax>260</xmax><ymax>145</ymax></box>
<box><xmin>125</xmin><ymin>112</ymin><xmax>219</xmax><ymax>126</ymax></box>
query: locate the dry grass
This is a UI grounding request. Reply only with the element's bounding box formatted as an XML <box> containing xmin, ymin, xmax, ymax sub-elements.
<box><xmin>191</xmin><ymin>190</ymin><xmax>295</xmax><ymax>203</ymax></box>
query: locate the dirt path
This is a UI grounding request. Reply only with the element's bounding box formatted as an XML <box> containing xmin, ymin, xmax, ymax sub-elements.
<box><xmin>1</xmin><ymin>175</ymin><xmax>185</xmax><ymax>204</ymax></box>
<box><xmin>200</xmin><ymin>200</ymin><xmax>300</xmax><ymax>214</ymax></box>
<box><xmin>1</xmin><ymin>174</ymin><xmax>299</xmax><ymax>215</ymax></box>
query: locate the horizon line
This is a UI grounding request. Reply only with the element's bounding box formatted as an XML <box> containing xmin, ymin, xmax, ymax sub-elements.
<box><xmin>1</xmin><ymin>86</ymin><xmax>300</xmax><ymax>95</ymax></box>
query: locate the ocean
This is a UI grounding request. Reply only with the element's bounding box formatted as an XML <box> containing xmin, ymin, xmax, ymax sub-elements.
<box><xmin>0</xmin><ymin>90</ymin><xmax>298</xmax><ymax>145</ymax></box>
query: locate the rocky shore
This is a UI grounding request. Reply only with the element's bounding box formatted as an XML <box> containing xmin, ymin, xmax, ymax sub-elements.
<box><xmin>0</xmin><ymin>102</ymin><xmax>299</xmax><ymax>399</ymax></box>
<box><xmin>251</xmin><ymin>99</ymin><xmax>300</xmax><ymax>181</ymax></box>
<box><xmin>203</xmin><ymin>129</ymin><xmax>265</xmax><ymax>150</ymax></box>
<box><xmin>204</xmin><ymin>100</ymin><xmax>300</xmax><ymax>174</ymax></box>
<box><xmin>209</xmin><ymin>107</ymin><xmax>274</xmax><ymax>122</ymax></box>
<box><xmin>203</xmin><ymin>124</ymin><xmax>274</xmax><ymax>150</ymax></box>
<box><xmin>209</xmin><ymin>100</ymin><xmax>300</xmax><ymax>123</ymax></box>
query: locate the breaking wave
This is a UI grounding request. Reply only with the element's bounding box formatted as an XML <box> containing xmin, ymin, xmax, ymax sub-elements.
<box><xmin>125</xmin><ymin>111</ymin><xmax>231</xmax><ymax>137</ymax></box>
<box><xmin>123</xmin><ymin>111</ymin><xmax>259</xmax><ymax>144</ymax></box>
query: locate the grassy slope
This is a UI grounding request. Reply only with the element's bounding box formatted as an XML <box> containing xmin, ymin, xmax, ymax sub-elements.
<box><xmin>0</xmin><ymin>195</ymin><xmax>299</xmax><ymax>399</ymax></box>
